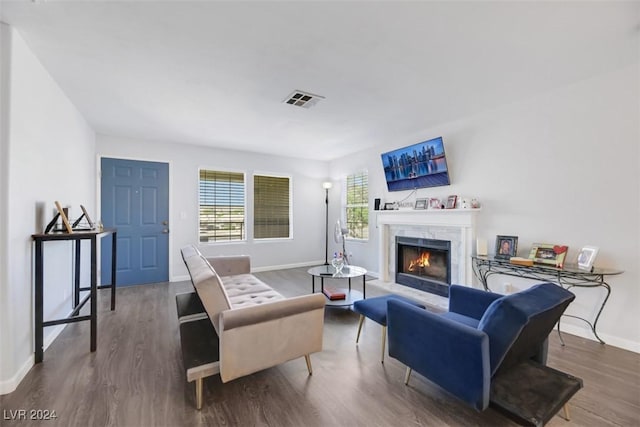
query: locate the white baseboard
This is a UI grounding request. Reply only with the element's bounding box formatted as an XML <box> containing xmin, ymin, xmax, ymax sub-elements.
<box><xmin>560</xmin><ymin>323</ymin><xmax>640</xmax><ymax>353</ymax></box>
<box><xmin>0</xmin><ymin>354</ymin><xmax>33</xmax><ymax>395</ymax></box>
<box><xmin>0</xmin><ymin>319</ymin><xmax>70</xmax><ymax>395</ymax></box>
<box><xmin>251</xmin><ymin>260</ymin><xmax>325</xmax><ymax>273</ymax></box>
<box><xmin>43</xmin><ymin>324</ymin><xmax>66</xmax><ymax>351</ymax></box>
<box><xmin>171</xmin><ymin>274</ymin><xmax>190</xmax><ymax>282</ymax></box>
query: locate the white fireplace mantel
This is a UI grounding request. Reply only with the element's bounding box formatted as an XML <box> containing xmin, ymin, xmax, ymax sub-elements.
<box><xmin>376</xmin><ymin>209</ymin><xmax>480</xmax><ymax>286</ymax></box>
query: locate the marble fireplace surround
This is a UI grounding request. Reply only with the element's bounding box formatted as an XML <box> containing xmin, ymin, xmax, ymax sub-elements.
<box><xmin>376</xmin><ymin>209</ymin><xmax>479</xmax><ymax>290</ymax></box>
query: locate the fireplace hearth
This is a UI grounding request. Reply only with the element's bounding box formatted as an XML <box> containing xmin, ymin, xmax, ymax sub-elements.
<box><xmin>396</xmin><ymin>236</ymin><xmax>451</xmax><ymax>297</ymax></box>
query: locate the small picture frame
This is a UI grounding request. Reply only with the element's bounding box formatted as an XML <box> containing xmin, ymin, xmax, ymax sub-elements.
<box><xmin>414</xmin><ymin>198</ymin><xmax>427</xmax><ymax>210</ymax></box>
<box><xmin>495</xmin><ymin>235</ymin><xmax>518</xmax><ymax>259</ymax></box>
<box><xmin>445</xmin><ymin>195</ymin><xmax>457</xmax><ymax>209</ymax></box>
<box><xmin>577</xmin><ymin>246</ymin><xmax>599</xmax><ymax>271</ymax></box>
<box><xmin>383</xmin><ymin>202</ymin><xmax>395</xmax><ymax>210</ymax></box>
<box><xmin>429</xmin><ymin>198</ymin><xmax>441</xmax><ymax>209</ymax></box>
<box><xmin>528</xmin><ymin>243</ymin><xmax>568</xmax><ymax>268</ymax></box>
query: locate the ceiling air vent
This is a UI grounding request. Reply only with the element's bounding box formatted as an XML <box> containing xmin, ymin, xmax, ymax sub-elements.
<box><xmin>283</xmin><ymin>90</ymin><xmax>324</xmax><ymax>108</ymax></box>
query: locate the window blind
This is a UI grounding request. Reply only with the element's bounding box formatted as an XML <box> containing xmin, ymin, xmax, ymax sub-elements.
<box><xmin>199</xmin><ymin>170</ymin><xmax>245</xmax><ymax>242</ymax></box>
<box><xmin>346</xmin><ymin>171</ymin><xmax>369</xmax><ymax>240</ymax></box>
<box><xmin>254</xmin><ymin>175</ymin><xmax>290</xmax><ymax>239</ymax></box>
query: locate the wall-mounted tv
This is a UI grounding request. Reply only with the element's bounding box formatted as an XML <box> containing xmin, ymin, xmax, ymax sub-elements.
<box><xmin>381</xmin><ymin>136</ymin><xmax>450</xmax><ymax>192</ymax></box>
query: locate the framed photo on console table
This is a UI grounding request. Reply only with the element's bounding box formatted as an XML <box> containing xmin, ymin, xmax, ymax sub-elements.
<box><xmin>495</xmin><ymin>235</ymin><xmax>518</xmax><ymax>260</ymax></box>
<box><xmin>577</xmin><ymin>246</ymin><xmax>599</xmax><ymax>271</ymax></box>
<box><xmin>528</xmin><ymin>243</ymin><xmax>568</xmax><ymax>268</ymax></box>
<box><xmin>414</xmin><ymin>198</ymin><xmax>427</xmax><ymax>210</ymax></box>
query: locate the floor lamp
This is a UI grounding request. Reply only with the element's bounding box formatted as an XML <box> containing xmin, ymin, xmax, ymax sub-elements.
<box><xmin>323</xmin><ymin>182</ymin><xmax>333</xmax><ymax>265</ymax></box>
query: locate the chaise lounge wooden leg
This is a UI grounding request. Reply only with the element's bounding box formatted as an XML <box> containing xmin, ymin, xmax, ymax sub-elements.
<box><xmin>356</xmin><ymin>315</ymin><xmax>365</xmax><ymax>343</ymax></box>
<box><xmin>404</xmin><ymin>367</ymin><xmax>412</xmax><ymax>385</ymax></box>
<box><xmin>305</xmin><ymin>354</ymin><xmax>313</xmax><ymax>375</ymax></box>
<box><xmin>381</xmin><ymin>326</ymin><xmax>386</xmax><ymax>363</ymax></box>
<box><xmin>562</xmin><ymin>403</ymin><xmax>571</xmax><ymax>421</ymax></box>
<box><xmin>195</xmin><ymin>378</ymin><xmax>203</xmax><ymax>410</ymax></box>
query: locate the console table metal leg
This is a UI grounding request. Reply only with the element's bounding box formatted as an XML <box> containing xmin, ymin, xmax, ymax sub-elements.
<box><xmin>74</xmin><ymin>241</ymin><xmax>81</xmax><ymax>307</ymax></box>
<box><xmin>362</xmin><ymin>276</ymin><xmax>366</xmax><ymax>299</ymax></box>
<box><xmin>590</xmin><ymin>281</ymin><xmax>611</xmax><ymax>345</ymax></box>
<box><xmin>34</xmin><ymin>240</ymin><xmax>44</xmax><ymax>363</ymax></box>
<box><xmin>556</xmin><ymin>322</ymin><xmax>566</xmax><ymax>346</ymax></box>
<box><xmin>472</xmin><ymin>261</ymin><xmax>493</xmax><ymax>292</ymax></box>
<box><xmin>561</xmin><ymin>282</ymin><xmax>608</xmax><ymax>345</ymax></box>
<box><xmin>110</xmin><ymin>231</ymin><xmax>117</xmax><ymax>310</ymax></box>
<box><xmin>90</xmin><ymin>236</ymin><xmax>97</xmax><ymax>352</ymax></box>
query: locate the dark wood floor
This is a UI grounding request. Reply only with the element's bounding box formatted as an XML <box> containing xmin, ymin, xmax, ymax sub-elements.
<box><xmin>2</xmin><ymin>267</ymin><xmax>639</xmax><ymax>426</ymax></box>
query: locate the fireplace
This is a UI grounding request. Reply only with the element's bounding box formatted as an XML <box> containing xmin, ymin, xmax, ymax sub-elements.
<box><xmin>396</xmin><ymin>236</ymin><xmax>451</xmax><ymax>297</ymax></box>
<box><xmin>377</xmin><ymin>210</ymin><xmax>478</xmax><ymax>293</ymax></box>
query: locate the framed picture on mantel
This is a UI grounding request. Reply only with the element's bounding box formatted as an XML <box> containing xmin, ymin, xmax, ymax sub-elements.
<box><xmin>445</xmin><ymin>195</ymin><xmax>457</xmax><ymax>209</ymax></box>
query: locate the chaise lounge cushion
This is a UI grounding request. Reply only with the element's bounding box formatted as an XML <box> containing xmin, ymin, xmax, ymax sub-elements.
<box><xmin>222</xmin><ymin>273</ymin><xmax>286</xmax><ymax>308</ymax></box>
<box><xmin>183</xmin><ymin>254</ymin><xmax>231</xmax><ymax>334</ymax></box>
<box><xmin>478</xmin><ymin>283</ymin><xmax>575</xmax><ymax>376</ymax></box>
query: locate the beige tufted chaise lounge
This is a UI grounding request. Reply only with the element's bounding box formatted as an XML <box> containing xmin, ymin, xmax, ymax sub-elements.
<box><xmin>179</xmin><ymin>245</ymin><xmax>326</xmax><ymax>408</ymax></box>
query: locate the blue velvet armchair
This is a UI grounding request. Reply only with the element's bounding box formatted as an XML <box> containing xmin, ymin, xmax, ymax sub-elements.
<box><xmin>387</xmin><ymin>283</ymin><xmax>575</xmax><ymax>411</ymax></box>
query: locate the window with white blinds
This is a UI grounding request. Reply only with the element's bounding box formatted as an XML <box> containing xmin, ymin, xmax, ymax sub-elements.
<box><xmin>199</xmin><ymin>170</ymin><xmax>245</xmax><ymax>242</ymax></box>
<box><xmin>254</xmin><ymin>174</ymin><xmax>291</xmax><ymax>239</ymax></box>
<box><xmin>345</xmin><ymin>171</ymin><xmax>369</xmax><ymax>240</ymax></box>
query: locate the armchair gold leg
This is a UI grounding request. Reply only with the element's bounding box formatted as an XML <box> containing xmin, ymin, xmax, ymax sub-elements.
<box><xmin>195</xmin><ymin>378</ymin><xmax>203</xmax><ymax>410</ymax></box>
<box><xmin>404</xmin><ymin>367</ymin><xmax>412</xmax><ymax>385</ymax></box>
<box><xmin>356</xmin><ymin>315</ymin><xmax>365</xmax><ymax>343</ymax></box>
<box><xmin>381</xmin><ymin>326</ymin><xmax>387</xmax><ymax>363</ymax></box>
<box><xmin>562</xmin><ymin>403</ymin><xmax>571</xmax><ymax>421</ymax></box>
<box><xmin>304</xmin><ymin>354</ymin><xmax>313</xmax><ymax>375</ymax></box>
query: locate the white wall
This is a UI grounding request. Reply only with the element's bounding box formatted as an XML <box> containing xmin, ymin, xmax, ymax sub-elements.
<box><xmin>0</xmin><ymin>23</ymin><xmax>12</xmax><ymax>396</ymax></box>
<box><xmin>330</xmin><ymin>63</ymin><xmax>640</xmax><ymax>352</ymax></box>
<box><xmin>96</xmin><ymin>135</ymin><xmax>330</xmax><ymax>279</ymax></box>
<box><xmin>0</xmin><ymin>25</ymin><xmax>96</xmax><ymax>394</ymax></box>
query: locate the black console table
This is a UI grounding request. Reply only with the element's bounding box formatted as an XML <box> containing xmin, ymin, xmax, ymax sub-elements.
<box><xmin>32</xmin><ymin>228</ymin><xmax>117</xmax><ymax>363</ymax></box>
<box><xmin>471</xmin><ymin>256</ymin><xmax>622</xmax><ymax>345</ymax></box>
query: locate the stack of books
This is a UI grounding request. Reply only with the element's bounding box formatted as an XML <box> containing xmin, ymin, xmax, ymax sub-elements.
<box><xmin>510</xmin><ymin>257</ymin><xmax>534</xmax><ymax>266</ymax></box>
<box><xmin>323</xmin><ymin>286</ymin><xmax>346</xmax><ymax>300</ymax></box>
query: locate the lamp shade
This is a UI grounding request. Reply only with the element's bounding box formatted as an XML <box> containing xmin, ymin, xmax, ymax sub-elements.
<box><xmin>322</xmin><ymin>182</ymin><xmax>333</xmax><ymax>190</ymax></box>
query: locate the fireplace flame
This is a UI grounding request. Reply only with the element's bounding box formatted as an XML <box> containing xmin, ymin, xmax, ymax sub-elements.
<box><xmin>408</xmin><ymin>252</ymin><xmax>430</xmax><ymax>271</ymax></box>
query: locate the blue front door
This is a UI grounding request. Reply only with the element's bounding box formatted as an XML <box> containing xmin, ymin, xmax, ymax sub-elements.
<box><xmin>101</xmin><ymin>158</ymin><xmax>169</xmax><ymax>286</ymax></box>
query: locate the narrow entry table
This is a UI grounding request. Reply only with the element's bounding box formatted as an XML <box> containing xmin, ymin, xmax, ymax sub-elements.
<box><xmin>32</xmin><ymin>228</ymin><xmax>117</xmax><ymax>363</ymax></box>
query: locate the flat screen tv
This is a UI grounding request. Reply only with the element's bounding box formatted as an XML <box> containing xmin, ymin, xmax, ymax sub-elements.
<box><xmin>381</xmin><ymin>136</ymin><xmax>450</xmax><ymax>192</ymax></box>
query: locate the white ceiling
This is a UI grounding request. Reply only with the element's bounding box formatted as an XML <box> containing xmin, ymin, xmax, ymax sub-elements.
<box><xmin>1</xmin><ymin>1</ymin><xmax>638</xmax><ymax>161</ymax></box>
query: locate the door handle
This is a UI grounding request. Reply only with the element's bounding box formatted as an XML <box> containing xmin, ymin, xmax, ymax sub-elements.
<box><xmin>162</xmin><ymin>221</ymin><xmax>168</xmax><ymax>225</ymax></box>
<box><xmin>163</xmin><ymin>229</ymin><xmax>170</xmax><ymax>234</ymax></box>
